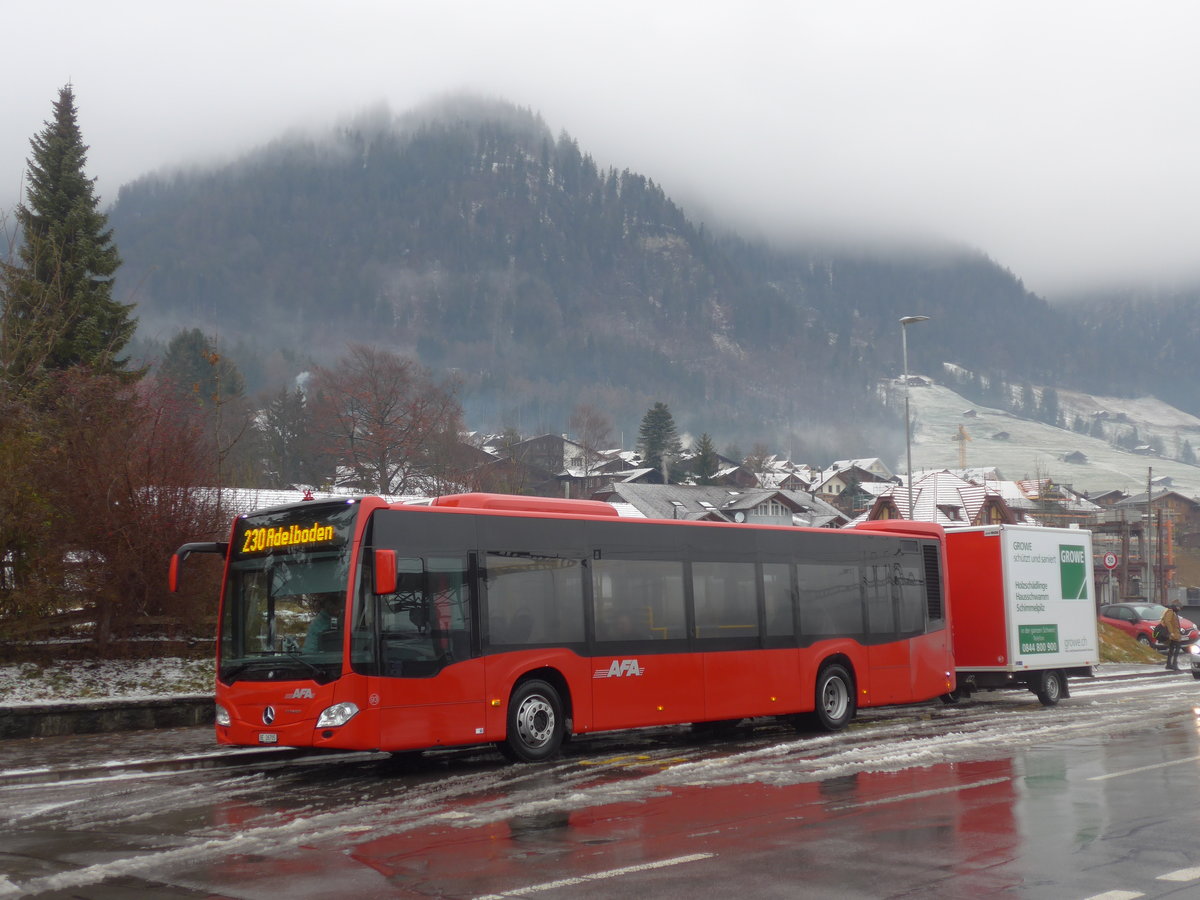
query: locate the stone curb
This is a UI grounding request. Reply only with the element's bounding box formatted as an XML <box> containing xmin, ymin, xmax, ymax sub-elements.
<box><xmin>0</xmin><ymin>695</ymin><xmax>213</xmax><ymax>740</ymax></box>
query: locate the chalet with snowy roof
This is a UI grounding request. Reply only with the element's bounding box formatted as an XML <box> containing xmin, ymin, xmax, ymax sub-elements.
<box><xmin>591</xmin><ymin>484</ymin><xmax>848</xmax><ymax>528</ymax></box>
<box><xmin>1088</xmin><ymin>489</ymin><xmax>1128</xmax><ymax>508</ymax></box>
<box><xmin>711</xmin><ymin>464</ymin><xmax>761</xmax><ymax>489</ymax></box>
<box><xmin>504</xmin><ymin>434</ymin><xmax>589</xmax><ymax>473</ymax></box>
<box><xmin>814</xmin><ymin>463</ymin><xmax>893</xmax><ymax>515</ymax></box>
<box><xmin>848</xmin><ymin>470</ymin><xmax>1026</xmax><ymax>527</ymax></box>
<box><xmin>829</xmin><ymin>457</ymin><xmax>894</xmax><ymax>480</ymax></box>
<box><xmin>1009</xmin><ymin>480</ymin><xmax>1103</xmax><ymax>529</ymax></box>
<box><xmin>758</xmin><ymin>469</ymin><xmax>813</xmax><ymax>491</ymax></box>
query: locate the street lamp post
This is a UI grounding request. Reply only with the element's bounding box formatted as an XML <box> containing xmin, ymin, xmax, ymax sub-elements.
<box><xmin>900</xmin><ymin>315</ymin><xmax>930</xmax><ymax>519</ymax></box>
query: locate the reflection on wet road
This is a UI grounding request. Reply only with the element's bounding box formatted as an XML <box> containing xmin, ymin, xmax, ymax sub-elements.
<box><xmin>2</xmin><ymin>671</ymin><xmax>1200</xmax><ymax>898</ymax></box>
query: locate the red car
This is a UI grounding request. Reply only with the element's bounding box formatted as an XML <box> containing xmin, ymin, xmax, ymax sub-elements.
<box><xmin>1099</xmin><ymin>603</ymin><xmax>1198</xmax><ymax>648</ymax></box>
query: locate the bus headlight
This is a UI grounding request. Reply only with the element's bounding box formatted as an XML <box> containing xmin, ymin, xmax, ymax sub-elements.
<box><xmin>316</xmin><ymin>702</ymin><xmax>359</xmax><ymax>728</ymax></box>
<box><xmin>215</xmin><ymin>703</ymin><xmax>231</xmax><ymax>726</ymax></box>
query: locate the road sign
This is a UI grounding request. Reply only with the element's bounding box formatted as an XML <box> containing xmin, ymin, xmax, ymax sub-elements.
<box><xmin>1102</xmin><ymin>551</ymin><xmax>1119</xmax><ymax>570</ymax></box>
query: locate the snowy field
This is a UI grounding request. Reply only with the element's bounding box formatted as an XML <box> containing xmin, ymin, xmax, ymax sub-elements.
<box><xmin>0</xmin><ymin>657</ymin><xmax>214</xmax><ymax>706</ymax></box>
<box><xmin>903</xmin><ymin>378</ymin><xmax>1200</xmax><ymax>496</ymax></box>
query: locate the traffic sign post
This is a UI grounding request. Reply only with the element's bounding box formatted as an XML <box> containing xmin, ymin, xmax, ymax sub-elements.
<box><xmin>1102</xmin><ymin>552</ymin><xmax>1119</xmax><ymax>605</ymax></box>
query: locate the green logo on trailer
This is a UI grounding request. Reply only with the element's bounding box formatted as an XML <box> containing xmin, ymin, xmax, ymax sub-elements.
<box><xmin>1059</xmin><ymin>544</ymin><xmax>1088</xmax><ymax>599</ymax></box>
<box><xmin>1019</xmin><ymin>623</ymin><xmax>1060</xmax><ymax>654</ymax></box>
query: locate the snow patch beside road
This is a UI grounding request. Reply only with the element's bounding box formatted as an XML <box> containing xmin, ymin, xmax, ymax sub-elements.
<box><xmin>0</xmin><ymin>658</ymin><xmax>214</xmax><ymax>706</ymax></box>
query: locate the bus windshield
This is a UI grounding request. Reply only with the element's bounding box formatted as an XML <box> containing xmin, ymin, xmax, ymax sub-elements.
<box><xmin>219</xmin><ymin>501</ymin><xmax>359</xmax><ymax>684</ymax></box>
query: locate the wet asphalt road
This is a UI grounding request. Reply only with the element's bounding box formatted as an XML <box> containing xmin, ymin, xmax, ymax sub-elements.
<box><xmin>2</xmin><ymin>665</ymin><xmax>1200</xmax><ymax>899</ymax></box>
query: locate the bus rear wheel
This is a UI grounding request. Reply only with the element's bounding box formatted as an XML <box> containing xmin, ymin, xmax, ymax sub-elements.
<box><xmin>499</xmin><ymin>679</ymin><xmax>565</xmax><ymax>763</ymax></box>
<box><xmin>814</xmin><ymin>664</ymin><xmax>856</xmax><ymax>731</ymax></box>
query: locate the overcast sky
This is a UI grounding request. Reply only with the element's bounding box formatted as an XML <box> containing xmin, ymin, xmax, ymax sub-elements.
<box><xmin>3</xmin><ymin>1</ymin><xmax>1198</xmax><ymax>299</ymax></box>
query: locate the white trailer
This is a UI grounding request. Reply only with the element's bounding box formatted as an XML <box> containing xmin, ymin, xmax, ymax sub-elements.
<box><xmin>945</xmin><ymin>524</ymin><xmax>1099</xmax><ymax>706</ymax></box>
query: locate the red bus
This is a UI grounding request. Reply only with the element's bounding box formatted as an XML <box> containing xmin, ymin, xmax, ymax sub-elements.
<box><xmin>171</xmin><ymin>492</ymin><xmax>953</xmax><ymax>762</ymax></box>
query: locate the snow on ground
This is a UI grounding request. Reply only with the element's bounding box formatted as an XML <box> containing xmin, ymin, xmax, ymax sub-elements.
<box><xmin>0</xmin><ymin>657</ymin><xmax>214</xmax><ymax>706</ymax></box>
<box><xmin>904</xmin><ymin>378</ymin><xmax>1200</xmax><ymax>496</ymax></box>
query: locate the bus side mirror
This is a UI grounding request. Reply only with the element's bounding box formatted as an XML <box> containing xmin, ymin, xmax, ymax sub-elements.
<box><xmin>374</xmin><ymin>549</ymin><xmax>397</xmax><ymax>595</ymax></box>
<box><xmin>169</xmin><ymin>542</ymin><xmax>229</xmax><ymax>593</ymax></box>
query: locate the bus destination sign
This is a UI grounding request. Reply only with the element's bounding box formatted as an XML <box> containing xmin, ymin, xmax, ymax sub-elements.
<box><xmin>240</xmin><ymin>522</ymin><xmax>337</xmax><ymax>555</ymax></box>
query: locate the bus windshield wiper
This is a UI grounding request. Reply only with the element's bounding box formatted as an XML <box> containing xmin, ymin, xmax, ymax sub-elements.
<box><xmin>284</xmin><ymin>648</ymin><xmax>331</xmax><ymax>683</ymax></box>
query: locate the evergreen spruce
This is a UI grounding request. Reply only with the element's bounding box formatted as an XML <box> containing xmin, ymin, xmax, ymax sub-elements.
<box><xmin>158</xmin><ymin>328</ymin><xmax>245</xmax><ymax>406</ymax></box>
<box><xmin>637</xmin><ymin>401</ymin><xmax>683</xmax><ymax>483</ymax></box>
<box><xmin>11</xmin><ymin>84</ymin><xmax>137</xmax><ymax>376</ymax></box>
<box><xmin>691</xmin><ymin>432</ymin><xmax>721</xmax><ymax>485</ymax></box>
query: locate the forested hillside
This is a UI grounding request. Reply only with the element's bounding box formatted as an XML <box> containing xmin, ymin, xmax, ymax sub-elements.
<box><xmin>108</xmin><ymin>96</ymin><xmax>1129</xmax><ymax>453</ymax></box>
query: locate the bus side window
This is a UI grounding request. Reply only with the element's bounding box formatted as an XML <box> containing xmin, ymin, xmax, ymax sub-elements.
<box><xmin>485</xmin><ymin>552</ymin><xmax>584</xmax><ymax>647</ymax></box>
<box><xmin>692</xmin><ymin>561</ymin><xmax>758</xmax><ymax>639</ymax></box>
<box><xmin>763</xmin><ymin>563</ymin><xmax>794</xmax><ymax>637</ymax></box>
<box><xmin>798</xmin><ymin>563</ymin><xmax>862</xmax><ymax>636</ymax></box>
<box><xmin>593</xmin><ymin>558</ymin><xmax>685</xmax><ymax>641</ymax></box>
<box><xmin>896</xmin><ymin>562</ymin><xmax>925</xmax><ymax>633</ymax></box>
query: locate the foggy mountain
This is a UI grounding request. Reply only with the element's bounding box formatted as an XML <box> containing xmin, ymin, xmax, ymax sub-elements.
<box><xmin>106</xmin><ymin>96</ymin><xmax>1193</xmax><ymax>458</ymax></box>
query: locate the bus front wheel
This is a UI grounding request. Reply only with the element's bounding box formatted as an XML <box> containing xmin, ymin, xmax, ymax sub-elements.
<box><xmin>500</xmin><ymin>679</ymin><xmax>565</xmax><ymax>763</ymax></box>
<box><xmin>814</xmin><ymin>664</ymin><xmax>856</xmax><ymax>731</ymax></box>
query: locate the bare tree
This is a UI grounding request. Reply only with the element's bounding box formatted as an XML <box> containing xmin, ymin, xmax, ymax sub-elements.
<box><xmin>310</xmin><ymin>345</ymin><xmax>464</xmax><ymax>494</ymax></box>
<box><xmin>570</xmin><ymin>403</ymin><xmax>613</xmax><ymax>482</ymax></box>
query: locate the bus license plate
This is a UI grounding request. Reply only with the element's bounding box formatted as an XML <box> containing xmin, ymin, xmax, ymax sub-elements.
<box><xmin>258</xmin><ymin>733</ymin><xmax>278</xmax><ymax>744</ymax></box>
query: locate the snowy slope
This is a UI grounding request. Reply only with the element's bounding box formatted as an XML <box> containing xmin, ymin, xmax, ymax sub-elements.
<box><xmin>902</xmin><ymin>380</ymin><xmax>1200</xmax><ymax>498</ymax></box>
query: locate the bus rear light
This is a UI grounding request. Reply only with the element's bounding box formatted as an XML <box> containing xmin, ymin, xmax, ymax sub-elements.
<box><xmin>316</xmin><ymin>702</ymin><xmax>360</xmax><ymax>728</ymax></box>
<box><xmin>215</xmin><ymin>703</ymin><xmax>231</xmax><ymax>727</ymax></box>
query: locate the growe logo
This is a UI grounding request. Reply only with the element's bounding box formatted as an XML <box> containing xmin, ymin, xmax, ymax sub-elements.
<box><xmin>284</xmin><ymin>688</ymin><xmax>315</xmax><ymax>700</ymax></box>
<box><xmin>1059</xmin><ymin>544</ymin><xmax>1088</xmax><ymax>600</ymax></box>
<box><xmin>594</xmin><ymin>659</ymin><xmax>645</xmax><ymax>678</ymax></box>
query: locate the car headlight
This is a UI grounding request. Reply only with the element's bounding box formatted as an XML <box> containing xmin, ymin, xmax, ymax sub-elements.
<box><xmin>316</xmin><ymin>702</ymin><xmax>359</xmax><ymax>728</ymax></box>
<box><xmin>215</xmin><ymin>702</ymin><xmax>231</xmax><ymax>726</ymax></box>
<box><xmin>1188</xmin><ymin>643</ymin><xmax>1200</xmax><ymax>656</ymax></box>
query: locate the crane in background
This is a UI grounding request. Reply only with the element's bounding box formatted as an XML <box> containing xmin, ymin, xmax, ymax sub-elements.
<box><xmin>953</xmin><ymin>424</ymin><xmax>972</xmax><ymax>469</ymax></box>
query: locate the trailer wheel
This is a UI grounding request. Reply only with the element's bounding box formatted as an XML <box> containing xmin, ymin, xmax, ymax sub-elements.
<box><xmin>1035</xmin><ymin>669</ymin><xmax>1065</xmax><ymax>707</ymax></box>
<box><xmin>814</xmin><ymin>663</ymin><xmax>856</xmax><ymax>731</ymax></box>
<box><xmin>499</xmin><ymin>679</ymin><xmax>565</xmax><ymax>763</ymax></box>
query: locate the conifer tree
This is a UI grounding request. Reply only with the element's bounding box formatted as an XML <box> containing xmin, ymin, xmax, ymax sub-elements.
<box><xmin>9</xmin><ymin>84</ymin><xmax>137</xmax><ymax>377</ymax></box>
<box><xmin>637</xmin><ymin>401</ymin><xmax>682</xmax><ymax>483</ymax></box>
<box><xmin>158</xmin><ymin>328</ymin><xmax>245</xmax><ymax>406</ymax></box>
<box><xmin>691</xmin><ymin>433</ymin><xmax>721</xmax><ymax>485</ymax></box>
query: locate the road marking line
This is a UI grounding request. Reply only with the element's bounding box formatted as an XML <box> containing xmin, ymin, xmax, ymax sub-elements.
<box><xmin>1086</xmin><ymin>754</ymin><xmax>1200</xmax><ymax>781</ymax></box>
<box><xmin>1083</xmin><ymin>892</ymin><xmax>1142</xmax><ymax>900</ymax></box>
<box><xmin>828</xmin><ymin>776</ymin><xmax>1011</xmax><ymax>811</ymax></box>
<box><xmin>1158</xmin><ymin>867</ymin><xmax>1200</xmax><ymax>882</ymax></box>
<box><xmin>473</xmin><ymin>852</ymin><xmax>715</xmax><ymax>898</ymax></box>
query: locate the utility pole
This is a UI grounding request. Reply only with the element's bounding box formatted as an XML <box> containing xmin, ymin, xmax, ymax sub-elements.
<box><xmin>1146</xmin><ymin>467</ymin><xmax>1153</xmax><ymax>604</ymax></box>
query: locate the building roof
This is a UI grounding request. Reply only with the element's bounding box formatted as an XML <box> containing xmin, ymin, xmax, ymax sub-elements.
<box><xmin>848</xmin><ymin>470</ymin><xmax>1021</xmax><ymax>527</ymax></box>
<box><xmin>591</xmin><ymin>483</ymin><xmax>848</xmax><ymax>527</ymax></box>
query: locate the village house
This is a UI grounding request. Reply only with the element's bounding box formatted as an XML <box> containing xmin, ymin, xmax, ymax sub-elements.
<box><xmin>591</xmin><ymin>483</ymin><xmax>848</xmax><ymax>528</ymax></box>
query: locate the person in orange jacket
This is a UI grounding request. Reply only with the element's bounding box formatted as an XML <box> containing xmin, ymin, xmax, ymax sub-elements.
<box><xmin>1162</xmin><ymin>602</ymin><xmax>1183</xmax><ymax>670</ymax></box>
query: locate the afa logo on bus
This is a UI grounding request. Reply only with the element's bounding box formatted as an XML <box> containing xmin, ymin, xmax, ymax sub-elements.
<box><xmin>594</xmin><ymin>659</ymin><xmax>645</xmax><ymax>678</ymax></box>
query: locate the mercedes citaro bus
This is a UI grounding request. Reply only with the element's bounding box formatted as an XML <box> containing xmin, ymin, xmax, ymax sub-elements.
<box><xmin>171</xmin><ymin>492</ymin><xmax>952</xmax><ymax>761</ymax></box>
